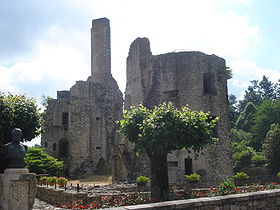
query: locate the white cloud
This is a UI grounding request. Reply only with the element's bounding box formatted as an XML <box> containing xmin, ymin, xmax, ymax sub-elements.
<box><xmin>0</xmin><ymin>66</ymin><xmax>15</xmax><ymax>92</ymax></box>
<box><xmin>229</xmin><ymin>60</ymin><xmax>280</xmax><ymax>89</ymax></box>
<box><xmin>0</xmin><ymin>0</ymin><xmax>262</xmax><ymax>97</ymax></box>
<box><xmin>107</xmin><ymin>0</ymin><xmax>260</xmax><ymax>92</ymax></box>
<box><xmin>2</xmin><ymin>0</ymin><xmax>274</xmax><ymax>146</ymax></box>
<box><xmin>0</xmin><ymin>41</ymin><xmax>89</xmax><ymax>97</ymax></box>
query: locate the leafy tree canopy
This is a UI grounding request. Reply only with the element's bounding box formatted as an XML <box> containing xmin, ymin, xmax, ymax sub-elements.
<box><xmin>251</xmin><ymin>99</ymin><xmax>280</xmax><ymax>150</ymax></box>
<box><xmin>238</xmin><ymin>76</ymin><xmax>279</xmax><ymax>113</ymax></box>
<box><xmin>0</xmin><ymin>93</ymin><xmax>42</xmax><ymax>146</ymax></box>
<box><xmin>118</xmin><ymin>103</ymin><xmax>217</xmax><ymax>157</ymax></box>
<box><xmin>118</xmin><ymin>102</ymin><xmax>217</xmax><ymax>200</ymax></box>
<box><xmin>230</xmin><ymin>128</ymin><xmax>252</xmax><ymax>143</ymax></box>
<box><xmin>259</xmin><ymin>76</ymin><xmax>276</xmax><ymax>100</ymax></box>
<box><xmin>41</xmin><ymin>94</ymin><xmax>53</xmax><ymax>109</ymax></box>
<box><xmin>228</xmin><ymin>94</ymin><xmax>239</xmax><ymax>128</ymax></box>
<box><xmin>262</xmin><ymin>124</ymin><xmax>280</xmax><ymax>173</ymax></box>
<box><xmin>24</xmin><ymin>147</ymin><xmax>64</xmax><ymax>176</ymax></box>
<box><xmin>238</xmin><ymin>85</ymin><xmax>263</xmax><ymax>112</ymax></box>
<box><xmin>235</xmin><ymin>102</ymin><xmax>257</xmax><ymax>132</ymax></box>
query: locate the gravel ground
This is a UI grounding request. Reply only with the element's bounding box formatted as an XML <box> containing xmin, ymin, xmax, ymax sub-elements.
<box><xmin>32</xmin><ymin>199</ymin><xmax>65</xmax><ymax>210</ymax></box>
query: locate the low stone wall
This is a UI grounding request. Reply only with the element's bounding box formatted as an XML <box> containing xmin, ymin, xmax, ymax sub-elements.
<box><xmin>235</xmin><ymin>166</ymin><xmax>279</xmax><ymax>186</ymax></box>
<box><xmin>110</xmin><ymin>189</ymin><xmax>280</xmax><ymax>209</ymax></box>
<box><xmin>37</xmin><ymin>187</ymin><xmax>280</xmax><ymax>209</ymax></box>
<box><xmin>36</xmin><ymin>187</ymin><xmax>89</xmax><ymax>205</ymax></box>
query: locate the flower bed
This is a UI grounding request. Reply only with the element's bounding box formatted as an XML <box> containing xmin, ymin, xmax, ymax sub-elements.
<box><xmin>52</xmin><ymin>183</ymin><xmax>280</xmax><ymax>209</ymax></box>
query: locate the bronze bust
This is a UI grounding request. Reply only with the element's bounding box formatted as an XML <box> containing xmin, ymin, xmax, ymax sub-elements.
<box><xmin>0</xmin><ymin>128</ymin><xmax>27</xmax><ymax>173</ymax></box>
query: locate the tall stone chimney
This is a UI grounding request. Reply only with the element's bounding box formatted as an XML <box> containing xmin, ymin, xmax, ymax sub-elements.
<box><xmin>91</xmin><ymin>18</ymin><xmax>111</xmax><ymax>83</ymax></box>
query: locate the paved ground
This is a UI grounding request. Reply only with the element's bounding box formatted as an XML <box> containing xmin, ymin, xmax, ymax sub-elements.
<box><xmin>33</xmin><ymin>176</ymin><xmax>112</xmax><ymax>209</ymax></box>
<box><xmin>32</xmin><ymin>199</ymin><xmax>64</xmax><ymax>210</ymax></box>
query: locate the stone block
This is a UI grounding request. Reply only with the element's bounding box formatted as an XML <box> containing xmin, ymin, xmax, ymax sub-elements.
<box><xmin>0</xmin><ymin>169</ymin><xmax>37</xmax><ymax>210</ymax></box>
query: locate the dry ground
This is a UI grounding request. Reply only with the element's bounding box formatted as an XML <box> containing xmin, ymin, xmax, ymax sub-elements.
<box><xmin>67</xmin><ymin>175</ymin><xmax>112</xmax><ymax>188</ymax></box>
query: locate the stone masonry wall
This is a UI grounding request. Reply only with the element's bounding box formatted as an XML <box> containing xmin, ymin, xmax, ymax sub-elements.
<box><xmin>41</xmin><ymin>18</ymin><xmax>123</xmax><ymax>178</ymax></box>
<box><xmin>91</xmin><ymin>18</ymin><xmax>111</xmax><ymax>84</ymax></box>
<box><xmin>124</xmin><ymin>37</ymin><xmax>232</xmax><ymax>185</ymax></box>
<box><xmin>68</xmin><ymin>77</ymin><xmax>123</xmax><ymax>177</ymax></box>
<box><xmin>110</xmin><ymin>189</ymin><xmax>280</xmax><ymax>210</ymax></box>
<box><xmin>36</xmin><ymin>187</ymin><xmax>280</xmax><ymax>210</ymax></box>
<box><xmin>41</xmin><ymin>91</ymin><xmax>70</xmax><ymax>159</ymax></box>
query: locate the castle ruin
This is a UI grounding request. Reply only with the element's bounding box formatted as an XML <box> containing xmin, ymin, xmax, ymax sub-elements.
<box><xmin>42</xmin><ymin>18</ymin><xmax>232</xmax><ymax>184</ymax></box>
<box><xmin>124</xmin><ymin>38</ymin><xmax>232</xmax><ymax>185</ymax></box>
<box><xmin>41</xmin><ymin>18</ymin><xmax>123</xmax><ymax>177</ymax></box>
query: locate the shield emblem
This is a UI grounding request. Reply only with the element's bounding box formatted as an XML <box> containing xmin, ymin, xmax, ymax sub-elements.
<box><xmin>11</xmin><ymin>181</ymin><xmax>28</xmax><ymax>201</ymax></box>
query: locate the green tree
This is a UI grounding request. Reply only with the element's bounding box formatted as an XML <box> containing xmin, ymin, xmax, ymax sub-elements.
<box><xmin>117</xmin><ymin>103</ymin><xmax>217</xmax><ymax>200</ymax></box>
<box><xmin>225</xmin><ymin>67</ymin><xmax>233</xmax><ymax>80</ymax></box>
<box><xmin>228</xmin><ymin>94</ymin><xmax>239</xmax><ymax>128</ymax></box>
<box><xmin>259</xmin><ymin>76</ymin><xmax>276</xmax><ymax>100</ymax></box>
<box><xmin>238</xmin><ymin>84</ymin><xmax>262</xmax><ymax>113</ymax></box>
<box><xmin>238</xmin><ymin>76</ymin><xmax>278</xmax><ymax>113</ymax></box>
<box><xmin>24</xmin><ymin>147</ymin><xmax>64</xmax><ymax>175</ymax></box>
<box><xmin>0</xmin><ymin>93</ymin><xmax>42</xmax><ymax>146</ymax></box>
<box><xmin>232</xmin><ymin>140</ymin><xmax>256</xmax><ymax>168</ymax></box>
<box><xmin>275</xmin><ymin>79</ymin><xmax>280</xmax><ymax>98</ymax></box>
<box><xmin>235</xmin><ymin>102</ymin><xmax>257</xmax><ymax>132</ymax></box>
<box><xmin>251</xmin><ymin>99</ymin><xmax>280</xmax><ymax>150</ymax></box>
<box><xmin>230</xmin><ymin>128</ymin><xmax>252</xmax><ymax>143</ymax></box>
<box><xmin>41</xmin><ymin>95</ymin><xmax>53</xmax><ymax>109</ymax></box>
<box><xmin>262</xmin><ymin>124</ymin><xmax>280</xmax><ymax>173</ymax></box>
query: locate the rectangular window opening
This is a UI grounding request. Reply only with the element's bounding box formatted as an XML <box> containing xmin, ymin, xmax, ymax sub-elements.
<box><xmin>62</xmin><ymin>112</ymin><xmax>69</xmax><ymax>126</ymax></box>
<box><xmin>185</xmin><ymin>158</ymin><xmax>193</xmax><ymax>175</ymax></box>
<box><xmin>203</xmin><ymin>73</ymin><xmax>216</xmax><ymax>94</ymax></box>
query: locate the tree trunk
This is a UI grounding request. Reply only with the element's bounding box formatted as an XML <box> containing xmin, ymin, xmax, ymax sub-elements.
<box><xmin>149</xmin><ymin>153</ymin><xmax>169</xmax><ymax>201</ymax></box>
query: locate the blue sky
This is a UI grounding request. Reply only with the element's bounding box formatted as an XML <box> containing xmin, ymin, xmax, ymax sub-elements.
<box><xmin>0</xmin><ymin>0</ymin><xmax>280</xmax><ymax>145</ymax></box>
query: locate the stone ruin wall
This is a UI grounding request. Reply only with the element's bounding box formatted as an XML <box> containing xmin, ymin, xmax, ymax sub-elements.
<box><xmin>124</xmin><ymin>38</ymin><xmax>232</xmax><ymax>185</ymax></box>
<box><xmin>41</xmin><ymin>18</ymin><xmax>123</xmax><ymax>178</ymax></box>
<box><xmin>68</xmin><ymin>78</ymin><xmax>123</xmax><ymax>177</ymax></box>
<box><xmin>42</xmin><ymin>18</ymin><xmax>232</xmax><ymax>184</ymax></box>
<box><xmin>42</xmin><ymin>90</ymin><xmax>70</xmax><ymax>160</ymax></box>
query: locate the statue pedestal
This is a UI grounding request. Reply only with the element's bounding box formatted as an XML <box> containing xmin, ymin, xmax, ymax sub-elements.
<box><xmin>0</xmin><ymin>168</ymin><xmax>37</xmax><ymax>210</ymax></box>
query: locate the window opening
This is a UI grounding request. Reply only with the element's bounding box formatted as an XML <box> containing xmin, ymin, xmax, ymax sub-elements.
<box><xmin>185</xmin><ymin>158</ymin><xmax>193</xmax><ymax>175</ymax></box>
<box><xmin>203</xmin><ymin>73</ymin><xmax>216</xmax><ymax>94</ymax></box>
<box><xmin>59</xmin><ymin>138</ymin><xmax>69</xmax><ymax>158</ymax></box>
<box><xmin>53</xmin><ymin>143</ymin><xmax>57</xmax><ymax>151</ymax></box>
<box><xmin>62</xmin><ymin>112</ymin><xmax>69</xmax><ymax>126</ymax></box>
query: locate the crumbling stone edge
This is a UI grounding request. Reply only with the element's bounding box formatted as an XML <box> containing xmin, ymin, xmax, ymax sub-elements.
<box><xmin>36</xmin><ymin>187</ymin><xmax>280</xmax><ymax>209</ymax></box>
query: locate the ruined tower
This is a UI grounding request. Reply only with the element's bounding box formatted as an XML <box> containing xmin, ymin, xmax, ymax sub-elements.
<box><xmin>91</xmin><ymin>18</ymin><xmax>111</xmax><ymax>83</ymax></box>
<box><xmin>41</xmin><ymin>18</ymin><xmax>123</xmax><ymax>178</ymax></box>
<box><xmin>42</xmin><ymin>18</ymin><xmax>232</xmax><ymax>184</ymax></box>
<box><xmin>124</xmin><ymin>38</ymin><xmax>232</xmax><ymax>186</ymax></box>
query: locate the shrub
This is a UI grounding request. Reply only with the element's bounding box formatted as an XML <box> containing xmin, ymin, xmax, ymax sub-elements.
<box><xmin>251</xmin><ymin>154</ymin><xmax>266</xmax><ymax>166</ymax></box>
<box><xmin>230</xmin><ymin>129</ymin><xmax>252</xmax><ymax>143</ymax></box>
<box><xmin>185</xmin><ymin>173</ymin><xmax>200</xmax><ymax>183</ymax></box>
<box><xmin>39</xmin><ymin>176</ymin><xmax>48</xmax><ymax>184</ymax></box>
<box><xmin>57</xmin><ymin>177</ymin><xmax>68</xmax><ymax>188</ymax></box>
<box><xmin>136</xmin><ymin>176</ymin><xmax>150</xmax><ymax>186</ymax></box>
<box><xmin>218</xmin><ymin>178</ymin><xmax>236</xmax><ymax>195</ymax></box>
<box><xmin>57</xmin><ymin>177</ymin><xmax>68</xmax><ymax>184</ymax></box>
<box><xmin>263</xmin><ymin>124</ymin><xmax>280</xmax><ymax>172</ymax></box>
<box><xmin>233</xmin><ymin>172</ymin><xmax>250</xmax><ymax>180</ymax></box>
<box><xmin>277</xmin><ymin>172</ymin><xmax>280</xmax><ymax>177</ymax></box>
<box><xmin>233</xmin><ymin>147</ymin><xmax>255</xmax><ymax>167</ymax></box>
<box><xmin>47</xmin><ymin>176</ymin><xmax>58</xmax><ymax>185</ymax></box>
<box><xmin>24</xmin><ymin>147</ymin><xmax>64</xmax><ymax>176</ymax></box>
